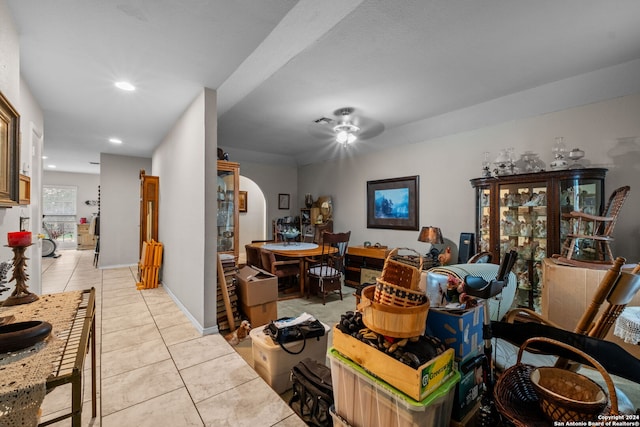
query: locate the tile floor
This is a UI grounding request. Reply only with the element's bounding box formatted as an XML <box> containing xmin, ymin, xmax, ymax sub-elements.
<box><xmin>40</xmin><ymin>250</ymin><xmax>309</xmax><ymax>427</ymax></box>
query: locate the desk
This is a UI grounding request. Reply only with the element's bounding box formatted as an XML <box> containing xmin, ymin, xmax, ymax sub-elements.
<box><xmin>614</xmin><ymin>306</ymin><xmax>640</xmax><ymax>345</ymax></box>
<box><xmin>0</xmin><ymin>288</ymin><xmax>96</xmax><ymax>427</ymax></box>
<box><xmin>250</xmin><ymin>242</ymin><xmax>337</xmax><ymax>299</ymax></box>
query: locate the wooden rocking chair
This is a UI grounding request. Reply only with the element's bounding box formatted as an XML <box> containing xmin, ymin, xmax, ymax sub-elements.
<box><xmin>556</xmin><ymin>185</ymin><xmax>630</xmax><ymax>269</ymax></box>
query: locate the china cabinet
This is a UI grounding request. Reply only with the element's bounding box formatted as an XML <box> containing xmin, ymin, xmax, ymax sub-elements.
<box><xmin>470</xmin><ymin>168</ymin><xmax>607</xmax><ymax>311</ymax></box>
<box><xmin>217</xmin><ymin>160</ymin><xmax>239</xmax><ymax>258</ymax></box>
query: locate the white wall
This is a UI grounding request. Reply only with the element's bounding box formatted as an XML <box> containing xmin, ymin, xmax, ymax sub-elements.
<box><xmin>299</xmin><ymin>93</ymin><xmax>640</xmax><ymax>264</ymax></box>
<box><xmin>153</xmin><ymin>88</ymin><xmax>217</xmax><ymax>332</ymax></box>
<box><xmin>0</xmin><ymin>1</ymin><xmax>44</xmax><ymax>297</ymax></box>
<box><xmin>43</xmin><ymin>171</ymin><xmax>100</xmax><ymax>221</ymax></box>
<box><xmin>233</xmin><ymin>160</ymin><xmax>298</xmax><ymax>240</ymax></box>
<box><xmin>100</xmin><ymin>153</ymin><xmax>151</xmax><ymax>268</ymax></box>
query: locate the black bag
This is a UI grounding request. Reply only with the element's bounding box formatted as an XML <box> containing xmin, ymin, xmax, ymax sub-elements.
<box><xmin>289</xmin><ymin>358</ymin><xmax>333</xmax><ymax>427</ymax></box>
<box><xmin>264</xmin><ymin>317</ymin><xmax>326</xmax><ymax>355</ymax></box>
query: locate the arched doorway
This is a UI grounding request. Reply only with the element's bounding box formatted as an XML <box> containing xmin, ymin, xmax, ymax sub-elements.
<box><xmin>238</xmin><ymin>176</ymin><xmax>266</xmax><ymax>265</ymax></box>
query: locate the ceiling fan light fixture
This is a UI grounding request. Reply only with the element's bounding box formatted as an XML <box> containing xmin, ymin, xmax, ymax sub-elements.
<box><xmin>333</xmin><ymin>122</ymin><xmax>359</xmax><ymax>144</ymax></box>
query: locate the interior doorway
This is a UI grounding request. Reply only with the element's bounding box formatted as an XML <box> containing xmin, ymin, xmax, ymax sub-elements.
<box><xmin>238</xmin><ymin>176</ymin><xmax>266</xmax><ymax>265</ymax></box>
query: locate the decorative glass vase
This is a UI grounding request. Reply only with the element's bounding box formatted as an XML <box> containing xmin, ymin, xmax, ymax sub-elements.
<box><xmin>514</xmin><ymin>151</ymin><xmax>546</xmax><ymax>173</ymax></box>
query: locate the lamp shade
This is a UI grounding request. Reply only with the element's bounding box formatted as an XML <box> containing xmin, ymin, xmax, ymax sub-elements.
<box><xmin>418</xmin><ymin>227</ymin><xmax>443</xmax><ymax>244</ymax></box>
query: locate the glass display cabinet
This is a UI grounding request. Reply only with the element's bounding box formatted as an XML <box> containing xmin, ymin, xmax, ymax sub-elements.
<box><xmin>471</xmin><ymin>168</ymin><xmax>607</xmax><ymax>312</ymax></box>
<box><xmin>217</xmin><ymin>160</ymin><xmax>240</xmax><ymax>259</ymax></box>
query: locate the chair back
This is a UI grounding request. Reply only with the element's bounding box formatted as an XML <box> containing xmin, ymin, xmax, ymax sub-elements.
<box><xmin>245</xmin><ymin>244</ymin><xmax>262</xmax><ymax>269</ymax></box>
<box><xmin>320</xmin><ymin>231</ymin><xmax>351</xmax><ymax>272</ymax></box>
<box><xmin>600</xmin><ymin>186</ymin><xmax>630</xmax><ymax>236</ymax></box>
<box><xmin>259</xmin><ymin>248</ymin><xmax>276</xmax><ymax>274</ymax></box>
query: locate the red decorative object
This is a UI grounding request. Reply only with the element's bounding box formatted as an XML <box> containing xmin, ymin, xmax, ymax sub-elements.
<box><xmin>7</xmin><ymin>231</ymin><xmax>32</xmax><ymax>247</ymax></box>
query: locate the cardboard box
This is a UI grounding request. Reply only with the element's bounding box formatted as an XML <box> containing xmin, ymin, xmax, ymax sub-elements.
<box><xmin>451</xmin><ymin>352</ymin><xmax>484</xmax><ymax>421</ymax></box>
<box><xmin>541</xmin><ymin>258</ymin><xmax>640</xmax><ymax>359</ymax></box>
<box><xmin>240</xmin><ymin>301</ymin><xmax>277</xmax><ymax>328</ymax></box>
<box><xmin>332</xmin><ymin>326</ymin><xmax>455</xmax><ymax>401</ymax></box>
<box><xmin>236</xmin><ymin>265</ymin><xmax>278</xmax><ymax>306</ymax></box>
<box><xmin>426</xmin><ymin>305</ymin><xmax>483</xmax><ymax>360</ymax></box>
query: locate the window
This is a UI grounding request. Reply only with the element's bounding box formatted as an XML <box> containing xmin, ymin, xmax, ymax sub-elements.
<box><xmin>43</xmin><ymin>185</ymin><xmax>77</xmax><ymax>248</ymax></box>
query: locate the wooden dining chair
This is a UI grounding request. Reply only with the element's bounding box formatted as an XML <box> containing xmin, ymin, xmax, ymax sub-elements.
<box><xmin>259</xmin><ymin>248</ymin><xmax>300</xmax><ymax>292</ymax></box>
<box><xmin>307</xmin><ymin>231</ymin><xmax>350</xmax><ymax>304</ymax></box>
<box><xmin>244</xmin><ymin>244</ymin><xmax>262</xmax><ymax>269</ymax></box>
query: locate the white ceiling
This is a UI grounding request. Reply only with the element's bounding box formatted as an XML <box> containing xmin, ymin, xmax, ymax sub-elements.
<box><xmin>7</xmin><ymin>0</ymin><xmax>640</xmax><ymax>174</ymax></box>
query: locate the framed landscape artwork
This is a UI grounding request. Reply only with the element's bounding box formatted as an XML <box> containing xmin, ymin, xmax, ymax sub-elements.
<box><xmin>367</xmin><ymin>175</ymin><xmax>419</xmax><ymax>230</ymax></box>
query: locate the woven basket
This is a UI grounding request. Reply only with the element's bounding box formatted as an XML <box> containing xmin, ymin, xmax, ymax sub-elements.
<box><xmin>531</xmin><ymin>367</ymin><xmax>607</xmax><ymax>423</ymax></box>
<box><xmin>380</xmin><ymin>248</ymin><xmax>423</xmax><ymax>290</ymax></box>
<box><xmin>373</xmin><ymin>279</ymin><xmax>428</xmax><ymax>308</ymax></box>
<box><xmin>357</xmin><ymin>285</ymin><xmax>429</xmax><ymax>338</ymax></box>
<box><xmin>494</xmin><ymin>337</ymin><xmax>618</xmax><ymax>427</ymax></box>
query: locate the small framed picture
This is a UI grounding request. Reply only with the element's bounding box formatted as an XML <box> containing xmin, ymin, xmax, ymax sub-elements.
<box><xmin>238</xmin><ymin>191</ymin><xmax>247</xmax><ymax>213</ymax></box>
<box><xmin>278</xmin><ymin>193</ymin><xmax>290</xmax><ymax>210</ymax></box>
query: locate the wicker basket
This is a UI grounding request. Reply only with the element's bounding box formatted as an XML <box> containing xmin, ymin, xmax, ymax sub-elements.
<box><xmin>494</xmin><ymin>337</ymin><xmax>618</xmax><ymax>427</ymax></box>
<box><xmin>373</xmin><ymin>279</ymin><xmax>428</xmax><ymax>308</ymax></box>
<box><xmin>531</xmin><ymin>367</ymin><xmax>607</xmax><ymax>422</ymax></box>
<box><xmin>380</xmin><ymin>248</ymin><xmax>423</xmax><ymax>290</ymax></box>
<box><xmin>357</xmin><ymin>285</ymin><xmax>429</xmax><ymax>338</ymax></box>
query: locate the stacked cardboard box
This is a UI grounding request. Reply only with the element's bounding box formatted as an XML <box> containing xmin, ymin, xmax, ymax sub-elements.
<box><xmin>236</xmin><ymin>265</ymin><xmax>278</xmax><ymax>327</ymax></box>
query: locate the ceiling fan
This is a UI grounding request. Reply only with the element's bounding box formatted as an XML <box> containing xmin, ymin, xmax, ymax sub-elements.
<box><xmin>309</xmin><ymin>107</ymin><xmax>384</xmax><ymax>145</ymax></box>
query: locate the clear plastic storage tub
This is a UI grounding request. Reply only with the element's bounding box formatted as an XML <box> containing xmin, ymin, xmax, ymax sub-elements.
<box><xmin>250</xmin><ymin>322</ymin><xmax>330</xmax><ymax>394</ymax></box>
<box><xmin>329</xmin><ymin>348</ymin><xmax>460</xmax><ymax>427</ymax></box>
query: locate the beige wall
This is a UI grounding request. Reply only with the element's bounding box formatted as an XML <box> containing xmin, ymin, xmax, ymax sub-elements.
<box><xmin>299</xmin><ymin>93</ymin><xmax>640</xmax><ymax>264</ymax></box>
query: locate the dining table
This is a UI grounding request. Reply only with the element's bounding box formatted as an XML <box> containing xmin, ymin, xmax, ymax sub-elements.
<box><xmin>249</xmin><ymin>241</ymin><xmax>338</xmax><ymax>299</ymax></box>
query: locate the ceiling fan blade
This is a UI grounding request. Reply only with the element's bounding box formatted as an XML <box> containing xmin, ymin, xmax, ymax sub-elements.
<box><xmin>308</xmin><ymin>122</ymin><xmax>336</xmax><ymax>141</ymax></box>
<box><xmin>355</xmin><ymin>117</ymin><xmax>385</xmax><ymax>140</ymax></box>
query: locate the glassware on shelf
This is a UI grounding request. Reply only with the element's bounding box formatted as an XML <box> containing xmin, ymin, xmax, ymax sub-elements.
<box><xmin>568</xmin><ymin>148</ymin><xmax>585</xmax><ymax>169</ymax></box>
<box><xmin>550</xmin><ymin>137</ymin><xmax>568</xmax><ymax>170</ymax></box>
<box><xmin>493</xmin><ymin>149</ymin><xmax>511</xmax><ymax>176</ymax></box>
<box><xmin>482</xmin><ymin>152</ymin><xmax>491</xmax><ymax>177</ymax></box>
<box><xmin>514</xmin><ymin>151</ymin><xmax>546</xmax><ymax>173</ymax></box>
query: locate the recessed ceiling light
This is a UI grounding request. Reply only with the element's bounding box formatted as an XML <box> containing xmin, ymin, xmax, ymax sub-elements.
<box><xmin>48</xmin><ymin>164</ymin><xmax>56</xmax><ymax>168</ymax></box>
<box><xmin>42</xmin><ymin>155</ymin><xmax>48</xmax><ymax>159</ymax></box>
<box><xmin>109</xmin><ymin>137</ymin><xmax>123</xmax><ymax>144</ymax></box>
<box><xmin>115</xmin><ymin>81</ymin><xmax>136</xmax><ymax>91</ymax></box>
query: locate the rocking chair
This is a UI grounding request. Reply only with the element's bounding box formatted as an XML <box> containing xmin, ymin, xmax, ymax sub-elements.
<box><xmin>556</xmin><ymin>185</ymin><xmax>630</xmax><ymax>269</ymax></box>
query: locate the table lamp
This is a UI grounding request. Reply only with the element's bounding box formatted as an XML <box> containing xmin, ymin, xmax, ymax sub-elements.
<box><xmin>418</xmin><ymin>226</ymin><xmax>444</xmax><ymax>265</ymax></box>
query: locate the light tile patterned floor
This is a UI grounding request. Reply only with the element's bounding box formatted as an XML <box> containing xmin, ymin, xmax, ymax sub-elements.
<box><xmin>40</xmin><ymin>250</ymin><xmax>307</xmax><ymax>427</ymax></box>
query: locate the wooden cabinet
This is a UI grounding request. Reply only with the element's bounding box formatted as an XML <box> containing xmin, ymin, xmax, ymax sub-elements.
<box><xmin>139</xmin><ymin>170</ymin><xmax>159</xmax><ymax>256</ymax></box>
<box><xmin>77</xmin><ymin>223</ymin><xmax>96</xmax><ymax>250</ymax></box>
<box><xmin>18</xmin><ymin>175</ymin><xmax>30</xmax><ymax>205</ymax></box>
<box><xmin>470</xmin><ymin>168</ymin><xmax>607</xmax><ymax>311</ymax></box>
<box><xmin>344</xmin><ymin>245</ymin><xmax>390</xmax><ymax>288</ymax></box>
<box><xmin>217</xmin><ymin>160</ymin><xmax>239</xmax><ymax>259</ymax></box>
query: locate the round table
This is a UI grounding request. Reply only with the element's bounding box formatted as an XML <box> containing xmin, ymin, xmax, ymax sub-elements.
<box><xmin>250</xmin><ymin>242</ymin><xmax>337</xmax><ymax>299</ymax></box>
<box><xmin>614</xmin><ymin>306</ymin><xmax>640</xmax><ymax>345</ymax></box>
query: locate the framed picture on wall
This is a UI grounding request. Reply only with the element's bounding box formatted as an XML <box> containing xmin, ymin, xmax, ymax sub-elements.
<box><xmin>239</xmin><ymin>191</ymin><xmax>247</xmax><ymax>213</ymax></box>
<box><xmin>367</xmin><ymin>175</ymin><xmax>419</xmax><ymax>230</ymax></box>
<box><xmin>278</xmin><ymin>193</ymin><xmax>290</xmax><ymax>210</ymax></box>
